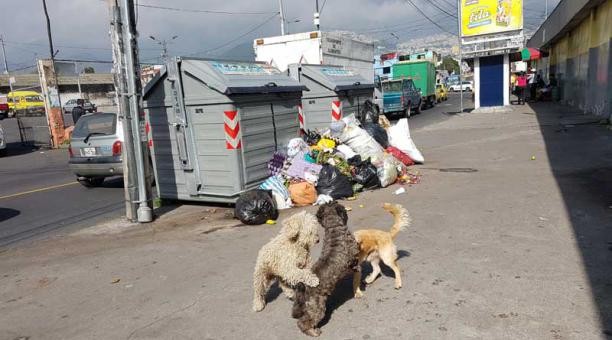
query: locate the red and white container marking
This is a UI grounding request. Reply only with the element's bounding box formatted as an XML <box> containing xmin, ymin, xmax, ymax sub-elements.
<box><xmin>224</xmin><ymin>110</ymin><xmax>242</xmax><ymax>150</ymax></box>
<box><xmin>331</xmin><ymin>100</ymin><xmax>342</xmax><ymax>121</ymax></box>
<box><xmin>297</xmin><ymin>102</ymin><xmax>305</xmax><ymax>133</ymax></box>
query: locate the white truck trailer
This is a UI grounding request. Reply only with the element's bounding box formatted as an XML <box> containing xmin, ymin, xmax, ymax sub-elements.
<box><xmin>253</xmin><ymin>31</ymin><xmax>375</xmax><ymax>82</ymax></box>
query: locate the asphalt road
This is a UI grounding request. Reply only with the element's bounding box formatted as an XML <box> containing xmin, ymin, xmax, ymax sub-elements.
<box><xmin>0</xmin><ymin>145</ymin><xmax>125</xmax><ymax>248</ymax></box>
<box><xmin>0</xmin><ymin>92</ymin><xmax>472</xmax><ymax>248</ymax></box>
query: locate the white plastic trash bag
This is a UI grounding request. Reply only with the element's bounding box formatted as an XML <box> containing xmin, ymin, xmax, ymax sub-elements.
<box><xmin>336</xmin><ymin>144</ymin><xmax>357</xmax><ymax>160</ymax></box>
<box><xmin>388</xmin><ymin>118</ymin><xmax>425</xmax><ymax>163</ymax></box>
<box><xmin>375</xmin><ymin>154</ymin><xmax>399</xmax><ymax>188</ymax></box>
<box><xmin>287</xmin><ymin>138</ymin><xmax>309</xmax><ymax>158</ymax></box>
<box><xmin>339</xmin><ymin>118</ymin><xmax>384</xmax><ymax>162</ymax></box>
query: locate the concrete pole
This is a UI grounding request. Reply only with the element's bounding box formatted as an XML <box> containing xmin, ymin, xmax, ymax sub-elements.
<box><xmin>42</xmin><ymin>0</ymin><xmax>64</xmax><ymax>115</ymax></box>
<box><xmin>457</xmin><ymin>0</ymin><xmax>463</xmax><ymax>114</ymax></box>
<box><xmin>1</xmin><ymin>36</ymin><xmax>14</xmax><ymax>105</ymax></box>
<box><xmin>74</xmin><ymin>62</ymin><xmax>82</xmax><ymax>98</ymax></box>
<box><xmin>278</xmin><ymin>0</ymin><xmax>286</xmax><ymax>35</ymax></box>
<box><xmin>108</xmin><ymin>0</ymin><xmax>152</xmax><ymax>222</ymax></box>
<box><xmin>119</xmin><ymin>0</ymin><xmax>152</xmax><ymax>222</ymax></box>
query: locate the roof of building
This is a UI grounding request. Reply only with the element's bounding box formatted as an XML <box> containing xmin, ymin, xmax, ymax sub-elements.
<box><xmin>527</xmin><ymin>0</ymin><xmax>607</xmax><ymax>49</ymax></box>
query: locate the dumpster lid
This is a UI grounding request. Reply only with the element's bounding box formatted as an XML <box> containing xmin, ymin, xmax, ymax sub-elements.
<box><xmin>297</xmin><ymin>64</ymin><xmax>374</xmax><ymax>92</ymax></box>
<box><xmin>181</xmin><ymin>58</ymin><xmax>307</xmax><ymax>95</ymax></box>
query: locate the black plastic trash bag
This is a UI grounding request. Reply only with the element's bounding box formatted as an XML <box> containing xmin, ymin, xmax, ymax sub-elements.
<box><xmin>316</xmin><ymin>164</ymin><xmax>354</xmax><ymax>200</ymax></box>
<box><xmin>347</xmin><ymin>155</ymin><xmax>363</xmax><ymax>167</ymax></box>
<box><xmin>235</xmin><ymin>189</ymin><xmax>279</xmax><ymax>225</ymax></box>
<box><xmin>362</xmin><ymin>122</ymin><xmax>389</xmax><ymax>148</ymax></box>
<box><xmin>353</xmin><ymin>159</ymin><xmax>381</xmax><ymax>190</ymax></box>
<box><xmin>302</xmin><ymin>130</ymin><xmax>321</xmax><ymax>146</ymax></box>
<box><xmin>358</xmin><ymin>99</ymin><xmax>380</xmax><ymax>124</ymax></box>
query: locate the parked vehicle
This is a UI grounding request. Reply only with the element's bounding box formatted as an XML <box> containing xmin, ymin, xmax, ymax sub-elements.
<box><xmin>68</xmin><ymin>112</ymin><xmax>123</xmax><ymax>187</ymax></box>
<box><xmin>0</xmin><ymin>97</ymin><xmax>9</xmax><ymax>120</ymax></box>
<box><xmin>7</xmin><ymin>91</ymin><xmax>45</xmax><ymax>116</ymax></box>
<box><xmin>392</xmin><ymin>60</ymin><xmax>437</xmax><ymax>108</ymax></box>
<box><xmin>435</xmin><ymin>83</ymin><xmax>449</xmax><ymax>102</ymax></box>
<box><xmin>449</xmin><ymin>81</ymin><xmax>473</xmax><ymax>92</ymax></box>
<box><xmin>0</xmin><ymin>123</ymin><xmax>6</xmax><ymax>156</ymax></box>
<box><xmin>381</xmin><ymin>78</ymin><xmax>422</xmax><ymax>117</ymax></box>
<box><xmin>254</xmin><ymin>31</ymin><xmax>375</xmax><ymax>82</ymax></box>
<box><xmin>64</xmin><ymin>99</ymin><xmax>97</xmax><ymax>114</ymax></box>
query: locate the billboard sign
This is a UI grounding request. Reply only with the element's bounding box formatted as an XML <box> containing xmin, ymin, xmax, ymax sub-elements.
<box><xmin>461</xmin><ymin>0</ymin><xmax>523</xmax><ymax>37</ymax></box>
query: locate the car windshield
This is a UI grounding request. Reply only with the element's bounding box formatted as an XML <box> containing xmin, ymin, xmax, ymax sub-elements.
<box><xmin>382</xmin><ymin>81</ymin><xmax>402</xmax><ymax>92</ymax></box>
<box><xmin>25</xmin><ymin>95</ymin><xmax>43</xmax><ymax>102</ymax></box>
<box><xmin>72</xmin><ymin>113</ymin><xmax>116</xmax><ymax>138</ymax></box>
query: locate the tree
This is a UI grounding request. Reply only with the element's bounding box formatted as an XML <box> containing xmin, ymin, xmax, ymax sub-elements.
<box><xmin>437</xmin><ymin>56</ymin><xmax>459</xmax><ymax>74</ymax></box>
<box><xmin>83</xmin><ymin>66</ymin><xmax>95</xmax><ymax>74</ymax></box>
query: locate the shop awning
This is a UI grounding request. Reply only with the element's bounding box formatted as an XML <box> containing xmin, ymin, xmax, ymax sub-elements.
<box><xmin>521</xmin><ymin>48</ymin><xmax>542</xmax><ymax>61</ymax></box>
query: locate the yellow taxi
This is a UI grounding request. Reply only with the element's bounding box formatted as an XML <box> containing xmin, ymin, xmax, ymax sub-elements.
<box><xmin>7</xmin><ymin>91</ymin><xmax>46</xmax><ymax>116</ymax></box>
<box><xmin>435</xmin><ymin>84</ymin><xmax>448</xmax><ymax>102</ymax></box>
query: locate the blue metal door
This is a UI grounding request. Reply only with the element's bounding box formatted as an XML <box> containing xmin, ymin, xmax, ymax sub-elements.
<box><xmin>479</xmin><ymin>55</ymin><xmax>504</xmax><ymax>107</ymax></box>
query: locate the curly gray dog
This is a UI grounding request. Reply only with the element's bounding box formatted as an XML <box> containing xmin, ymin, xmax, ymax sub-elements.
<box><xmin>291</xmin><ymin>202</ymin><xmax>360</xmax><ymax>337</ymax></box>
<box><xmin>252</xmin><ymin>211</ymin><xmax>320</xmax><ymax>312</ymax></box>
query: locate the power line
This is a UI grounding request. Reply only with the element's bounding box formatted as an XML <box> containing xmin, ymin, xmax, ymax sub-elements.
<box><xmin>320</xmin><ymin>0</ymin><xmax>329</xmax><ymax>14</ymax></box>
<box><xmin>189</xmin><ymin>13</ymin><xmax>279</xmax><ymax>56</ymax></box>
<box><xmin>136</xmin><ymin>3</ymin><xmax>277</xmax><ymax>15</ymax></box>
<box><xmin>402</xmin><ymin>0</ymin><xmax>457</xmax><ymax>35</ymax></box>
<box><xmin>423</xmin><ymin>0</ymin><xmax>457</xmax><ymax>18</ymax></box>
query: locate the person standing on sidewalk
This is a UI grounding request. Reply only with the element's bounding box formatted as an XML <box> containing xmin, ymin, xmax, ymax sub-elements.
<box><xmin>71</xmin><ymin>99</ymin><xmax>85</xmax><ymax>125</ymax></box>
<box><xmin>527</xmin><ymin>69</ymin><xmax>536</xmax><ymax>102</ymax></box>
<box><xmin>516</xmin><ymin>72</ymin><xmax>528</xmax><ymax>105</ymax></box>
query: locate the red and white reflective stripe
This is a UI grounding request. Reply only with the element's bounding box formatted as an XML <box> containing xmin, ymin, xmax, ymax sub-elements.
<box><xmin>297</xmin><ymin>102</ymin><xmax>305</xmax><ymax>131</ymax></box>
<box><xmin>141</xmin><ymin>111</ymin><xmax>153</xmax><ymax>148</ymax></box>
<box><xmin>331</xmin><ymin>100</ymin><xmax>342</xmax><ymax>121</ymax></box>
<box><xmin>224</xmin><ymin>110</ymin><xmax>242</xmax><ymax>149</ymax></box>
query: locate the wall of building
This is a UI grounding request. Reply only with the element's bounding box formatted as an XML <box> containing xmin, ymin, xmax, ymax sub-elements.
<box><xmin>537</xmin><ymin>0</ymin><xmax>611</xmax><ymax>117</ymax></box>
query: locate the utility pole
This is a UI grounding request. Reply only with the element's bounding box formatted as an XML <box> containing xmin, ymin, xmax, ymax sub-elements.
<box><xmin>1</xmin><ymin>36</ymin><xmax>9</xmax><ymax>75</ymax></box>
<box><xmin>42</xmin><ymin>0</ymin><xmax>63</xmax><ymax>114</ymax></box>
<box><xmin>74</xmin><ymin>62</ymin><xmax>82</xmax><ymax>97</ymax></box>
<box><xmin>149</xmin><ymin>35</ymin><xmax>178</xmax><ymax>63</ymax></box>
<box><xmin>457</xmin><ymin>0</ymin><xmax>463</xmax><ymax>114</ymax></box>
<box><xmin>314</xmin><ymin>0</ymin><xmax>320</xmax><ymax>30</ymax></box>
<box><xmin>278</xmin><ymin>0</ymin><xmax>286</xmax><ymax>35</ymax></box>
<box><xmin>1</xmin><ymin>36</ymin><xmax>15</xmax><ymax>110</ymax></box>
<box><xmin>108</xmin><ymin>0</ymin><xmax>153</xmax><ymax>223</ymax></box>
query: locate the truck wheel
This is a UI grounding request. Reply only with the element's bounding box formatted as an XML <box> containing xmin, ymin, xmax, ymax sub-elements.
<box><xmin>415</xmin><ymin>101</ymin><xmax>422</xmax><ymax>115</ymax></box>
<box><xmin>403</xmin><ymin>105</ymin><xmax>411</xmax><ymax>118</ymax></box>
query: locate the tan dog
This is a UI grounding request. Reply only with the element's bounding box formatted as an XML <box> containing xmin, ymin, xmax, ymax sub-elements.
<box><xmin>252</xmin><ymin>211</ymin><xmax>320</xmax><ymax>312</ymax></box>
<box><xmin>353</xmin><ymin>203</ymin><xmax>411</xmax><ymax>298</ymax></box>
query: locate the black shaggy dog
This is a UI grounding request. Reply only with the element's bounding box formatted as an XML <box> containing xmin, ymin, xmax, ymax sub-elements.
<box><xmin>291</xmin><ymin>202</ymin><xmax>361</xmax><ymax>337</ymax></box>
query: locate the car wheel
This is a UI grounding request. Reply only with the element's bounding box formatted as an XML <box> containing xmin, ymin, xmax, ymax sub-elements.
<box><xmin>77</xmin><ymin>177</ymin><xmax>105</xmax><ymax>187</ymax></box>
<box><xmin>0</xmin><ymin>149</ymin><xmax>6</xmax><ymax>157</ymax></box>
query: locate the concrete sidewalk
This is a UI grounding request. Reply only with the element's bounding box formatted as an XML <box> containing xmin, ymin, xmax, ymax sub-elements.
<box><xmin>1</xmin><ymin>103</ymin><xmax>611</xmax><ymax>340</ymax></box>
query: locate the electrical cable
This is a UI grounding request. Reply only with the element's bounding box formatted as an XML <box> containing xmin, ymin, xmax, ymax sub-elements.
<box><xmin>402</xmin><ymin>0</ymin><xmax>457</xmax><ymax>35</ymax></box>
<box><xmin>188</xmin><ymin>13</ymin><xmax>279</xmax><ymax>56</ymax></box>
<box><xmin>136</xmin><ymin>3</ymin><xmax>276</xmax><ymax>15</ymax></box>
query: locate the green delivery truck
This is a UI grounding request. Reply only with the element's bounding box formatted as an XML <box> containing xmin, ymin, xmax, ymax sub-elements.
<box><xmin>392</xmin><ymin>60</ymin><xmax>437</xmax><ymax>108</ymax></box>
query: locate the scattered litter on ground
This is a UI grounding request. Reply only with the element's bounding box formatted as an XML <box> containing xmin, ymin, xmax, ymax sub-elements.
<box><xmin>111</xmin><ymin>278</ymin><xmax>121</xmax><ymax>284</ymax></box>
<box><xmin>265</xmin><ymin>220</ymin><xmax>276</xmax><ymax>225</ymax></box>
<box><xmin>395</xmin><ymin>187</ymin><xmax>406</xmax><ymax>195</ymax></box>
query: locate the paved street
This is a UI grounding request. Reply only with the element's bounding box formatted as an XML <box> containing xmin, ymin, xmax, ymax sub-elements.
<box><xmin>1</xmin><ymin>100</ymin><xmax>609</xmax><ymax>340</ymax></box>
<box><xmin>0</xmin><ymin>143</ymin><xmax>125</xmax><ymax>247</ymax></box>
<box><xmin>0</xmin><ymin>93</ymin><xmax>471</xmax><ymax>248</ymax></box>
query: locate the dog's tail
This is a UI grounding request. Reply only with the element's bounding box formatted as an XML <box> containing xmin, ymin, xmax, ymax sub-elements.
<box><xmin>383</xmin><ymin>203</ymin><xmax>411</xmax><ymax>239</ymax></box>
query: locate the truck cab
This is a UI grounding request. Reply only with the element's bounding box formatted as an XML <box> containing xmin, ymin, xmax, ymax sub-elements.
<box><xmin>381</xmin><ymin>78</ymin><xmax>422</xmax><ymax>117</ymax></box>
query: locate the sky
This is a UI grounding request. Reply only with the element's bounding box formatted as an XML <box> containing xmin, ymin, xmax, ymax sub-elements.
<box><xmin>0</xmin><ymin>0</ymin><xmax>560</xmax><ymax>72</ymax></box>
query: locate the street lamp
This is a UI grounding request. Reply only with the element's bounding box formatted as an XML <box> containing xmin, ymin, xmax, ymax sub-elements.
<box><xmin>149</xmin><ymin>35</ymin><xmax>178</xmax><ymax>63</ymax></box>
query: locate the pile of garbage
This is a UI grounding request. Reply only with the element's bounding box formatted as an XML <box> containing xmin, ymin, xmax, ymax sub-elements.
<box><xmin>235</xmin><ymin>100</ymin><xmax>424</xmax><ymax>225</ymax></box>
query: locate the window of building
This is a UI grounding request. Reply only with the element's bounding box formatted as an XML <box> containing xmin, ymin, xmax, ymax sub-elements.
<box><xmin>382</xmin><ymin>67</ymin><xmax>391</xmax><ymax>74</ymax></box>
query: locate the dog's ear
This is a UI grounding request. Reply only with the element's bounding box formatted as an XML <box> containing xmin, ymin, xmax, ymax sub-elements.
<box><xmin>281</xmin><ymin>212</ymin><xmax>302</xmax><ymax>242</ymax></box>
